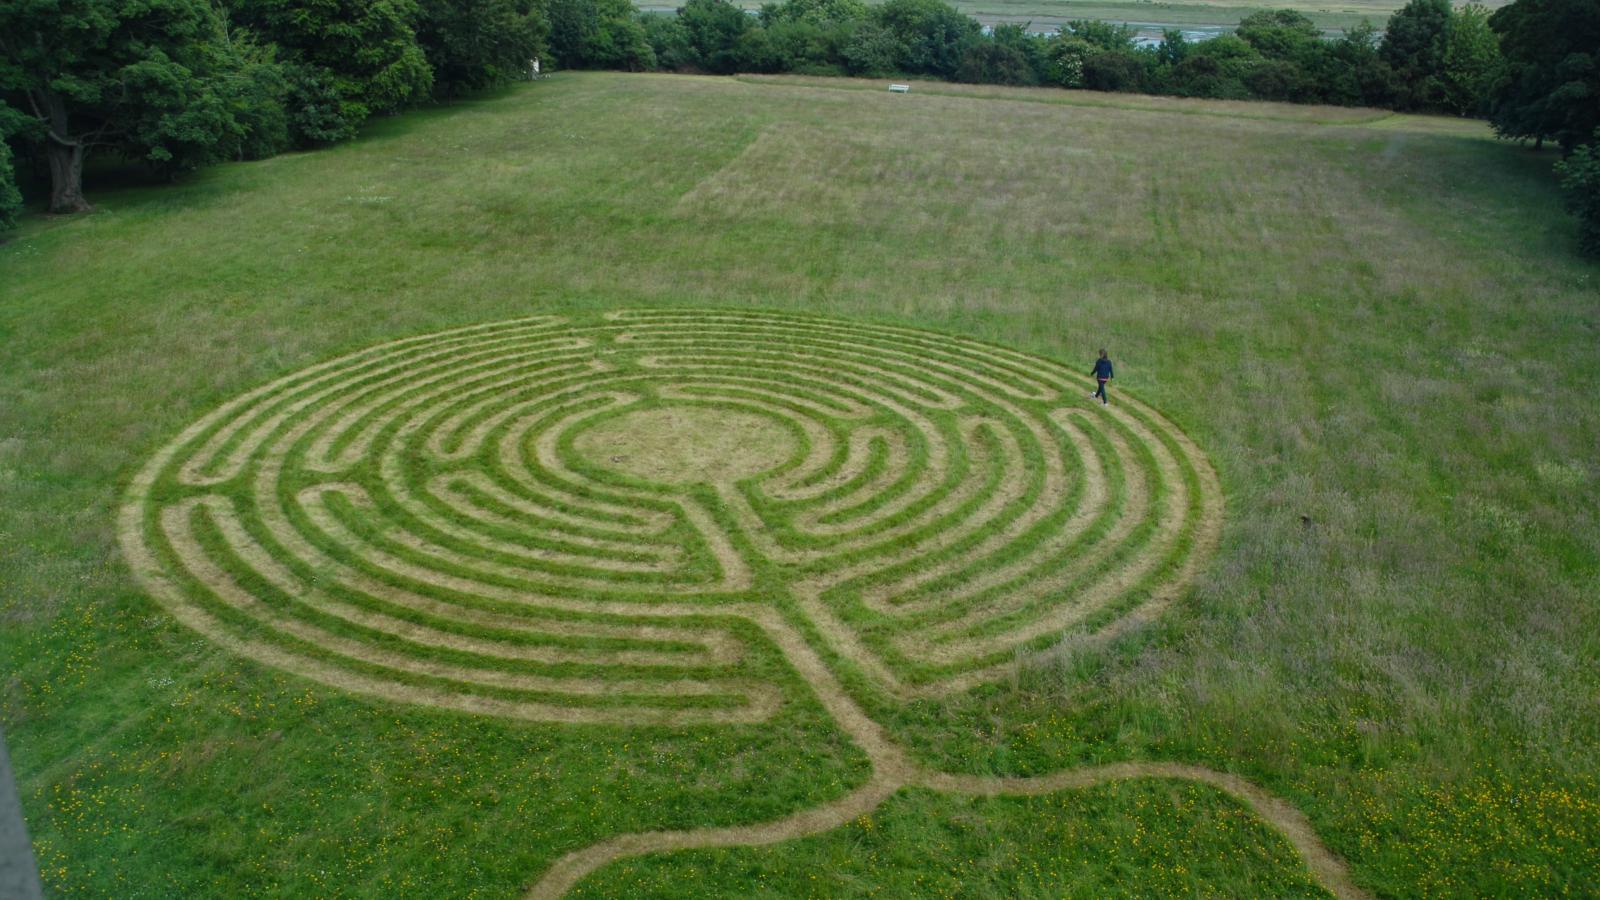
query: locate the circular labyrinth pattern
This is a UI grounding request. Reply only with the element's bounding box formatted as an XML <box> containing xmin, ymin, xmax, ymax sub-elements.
<box><xmin>120</xmin><ymin>310</ymin><xmax>1222</xmax><ymax>727</ymax></box>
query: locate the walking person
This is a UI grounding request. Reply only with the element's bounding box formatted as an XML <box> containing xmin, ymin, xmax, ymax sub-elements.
<box><xmin>1090</xmin><ymin>349</ymin><xmax>1113</xmax><ymax>405</ymax></box>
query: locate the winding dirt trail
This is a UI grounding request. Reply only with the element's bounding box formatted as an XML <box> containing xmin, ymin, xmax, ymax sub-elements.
<box><xmin>525</xmin><ymin>607</ymin><xmax>1370</xmax><ymax>900</ymax></box>
<box><xmin>112</xmin><ymin>309</ymin><xmax>1362</xmax><ymax>898</ymax></box>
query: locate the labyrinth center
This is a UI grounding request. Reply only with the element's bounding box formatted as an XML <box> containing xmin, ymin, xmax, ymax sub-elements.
<box><xmin>120</xmin><ymin>310</ymin><xmax>1222</xmax><ymax>726</ymax></box>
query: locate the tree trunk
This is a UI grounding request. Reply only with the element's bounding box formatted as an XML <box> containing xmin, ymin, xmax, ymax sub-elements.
<box><xmin>45</xmin><ymin>140</ymin><xmax>91</xmax><ymax>214</ymax></box>
<box><xmin>35</xmin><ymin>88</ymin><xmax>92</xmax><ymax>213</ymax></box>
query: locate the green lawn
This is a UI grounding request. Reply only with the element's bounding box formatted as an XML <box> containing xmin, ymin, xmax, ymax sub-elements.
<box><xmin>2</xmin><ymin>72</ymin><xmax>1597</xmax><ymax>897</ymax></box>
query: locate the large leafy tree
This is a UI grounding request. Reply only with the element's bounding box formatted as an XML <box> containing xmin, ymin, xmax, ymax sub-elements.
<box><xmin>229</xmin><ymin>0</ymin><xmax>433</xmax><ymax>144</ymax></box>
<box><xmin>873</xmin><ymin>0</ymin><xmax>979</xmax><ymax>79</ymax></box>
<box><xmin>415</xmin><ymin>0</ymin><xmax>549</xmax><ymax>97</ymax></box>
<box><xmin>678</xmin><ymin>0</ymin><xmax>753</xmax><ymax>73</ymax></box>
<box><xmin>1438</xmin><ymin>3</ymin><xmax>1501</xmax><ymax>116</ymax></box>
<box><xmin>1315</xmin><ymin>22</ymin><xmax>1397</xmax><ymax>108</ymax></box>
<box><xmin>549</xmin><ymin>0</ymin><xmax>655</xmax><ymax>70</ymax></box>
<box><xmin>640</xmin><ymin>12</ymin><xmax>697</xmax><ymax>70</ymax></box>
<box><xmin>1235</xmin><ymin>9</ymin><xmax>1321</xmax><ymax>61</ymax></box>
<box><xmin>1381</xmin><ymin>0</ymin><xmax>1452</xmax><ymax>109</ymax></box>
<box><xmin>0</xmin><ymin>0</ymin><xmax>248</xmax><ymax>212</ymax></box>
<box><xmin>1488</xmin><ymin>0</ymin><xmax>1600</xmax><ymax>152</ymax></box>
<box><xmin>840</xmin><ymin>20</ymin><xmax>904</xmax><ymax>76</ymax></box>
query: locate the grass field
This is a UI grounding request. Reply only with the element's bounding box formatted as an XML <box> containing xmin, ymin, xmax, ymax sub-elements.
<box><xmin>2</xmin><ymin>71</ymin><xmax>1598</xmax><ymax>897</ymax></box>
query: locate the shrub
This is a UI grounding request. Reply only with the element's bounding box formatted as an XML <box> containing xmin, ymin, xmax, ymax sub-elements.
<box><xmin>873</xmin><ymin>0</ymin><xmax>980</xmax><ymax>79</ymax></box>
<box><xmin>956</xmin><ymin>39</ymin><xmax>1037</xmax><ymax>85</ymax></box>
<box><xmin>282</xmin><ymin>63</ymin><xmax>363</xmax><ymax>145</ymax></box>
<box><xmin>1243</xmin><ymin>58</ymin><xmax>1313</xmax><ymax>101</ymax></box>
<box><xmin>641</xmin><ymin>14</ymin><xmax>697</xmax><ymax>70</ymax></box>
<box><xmin>759</xmin><ymin>0</ymin><xmax>868</xmax><ymax>26</ymax></box>
<box><xmin>1235</xmin><ymin>9</ymin><xmax>1320</xmax><ymax>61</ymax></box>
<box><xmin>679</xmin><ymin>0</ymin><xmax>753</xmax><ymax>73</ymax></box>
<box><xmin>1438</xmin><ymin>3</ymin><xmax>1500</xmax><ymax>115</ymax></box>
<box><xmin>1063</xmin><ymin>19</ymin><xmax>1135</xmax><ymax>51</ymax></box>
<box><xmin>1043</xmin><ymin>36</ymin><xmax>1095</xmax><ymax>88</ymax></box>
<box><xmin>1082</xmin><ymin>49</ymin><xmax>1146</xmax><ymax>92</ymax></box>
<box><xmin>0</xmin><ymin>134</ymin><xmax>20</xmax><ymax>232</ymax></box>
<box><xmin>841</xmin><ymin>20</ymin><xmax>905</xmax><ymax>76</ymax></box>
<box><xmin>218</xmin><ymin>47</ymin><xmax>293</xmax><ymax>160</ymax></box>
<box><xmin>1555</xmin><ymin>130</ymin><xmax>1600</xmax><ymax>256</ymax></box>
<box><xmin>415</xmin><ymin>0</ymin><xmax>549</xmax><ymax>96</ymax></box>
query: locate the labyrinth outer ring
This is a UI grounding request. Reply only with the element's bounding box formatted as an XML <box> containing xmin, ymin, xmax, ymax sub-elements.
<box><xmin>119</xmin><ymin>310</ymin><xmax>1223</xmax><ymax>724</ymax></box>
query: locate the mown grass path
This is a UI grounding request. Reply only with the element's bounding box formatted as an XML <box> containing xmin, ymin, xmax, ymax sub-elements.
<box><xmin>120</xmin><ymin>309</ymin><xmax>1362</xmax><ymax>896</ymax></box>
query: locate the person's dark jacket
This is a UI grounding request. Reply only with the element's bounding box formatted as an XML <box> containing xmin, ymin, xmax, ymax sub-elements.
<box><xmin>1092</xmin><ymin>358</ymin><xmax>1113</xmax><ymax>380</ymax></box>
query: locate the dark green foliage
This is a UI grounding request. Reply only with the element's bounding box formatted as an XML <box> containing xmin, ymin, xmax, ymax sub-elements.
<box><xmin>1381</xmin><ymin>0</ymin><xmax>1451</xmax><ymax>109</ymax></box>
<box><xmin>1042</xmin><ymin>36</ymin><xmax>1094</xmax><ymax>88</ymax></box>
<box><xmin>0</xmin><ymin>103</ymin><xmax>21</xmax><ymax>230</ymax></box>
<box><xmin>991</xmin><ymin>23</ymin><xmax>1048</xmax><ymax>77</ymax></box>
<box><xmin>956</xmin><ymin>39</ymin><xmax>1036</xmax><ymax>85</ymax></box>
<box><xmin>641</xmin><ymin>13</ymin><xmax>697</xmax><ymax>70</ymax></box>
<box><xmin>1155</xmin><ymin>29</ymin><xmax>1190</xmax><ymax>67</ymax></box>
<box><xmin>1083</xmin><ymin>48</ymin><xmax>1146</xmax><ymax>92</ymax></box>
<box><xmin>729</xmin><ymin>25</ymin><xmax>784</xmax><ymax>72</ymax></box>
<box><xmin>281</xmin><ymin>62</ymin><xmax>364</xmax><ymax>144</ymax></box>
<box><xmin>415</xmin><ymin>0</ymin><xmax>549</xmax><ymax>96</ymax></box>
<box><xmin>762</xmin><ymin>20</ymin><xmax>850</xmax><ymax>74</ymax></box>
<box><xmin>549</xmin><ymin>0</ymin><xmax>653</xmax><ymax>69</ymax></box>
<box><xmin>1488</xmin><ymin>0</ymin><xmax>1600</xmax><ymax>152</ymax></box>
<box><xmin>547</xmin><ymin>0</ymin><xmax>599</xmax><ymax>65</ymax></box>
<box><xmin>1165</xmin><ymin>34</ymin><xmax>1256</xmax><ymax>98</ymax></box>
<box><xmin>1242</xmin><ymin>58</ymin><xmax>1313</xmax><ymax>100</ymax></box>
<box><xmin>1555</xmin><ymin>130</ymin><xmax>1600</xmax><ymax>255</ymax></box>
<box><xmin>214</xmin><ymin>35</ymin><xmax>294</xmax><ymax>160</ymax></box>
<box><xmin>1438</xmin><ymin>4</ymin><xmax>1500</xmax><ymax>116</ymax></box>
<box><xmin>1236</xmin><ymin>9</ymin><xmax>1320</xmax><ymax>60</ymax></box>
<box><xmin>587</xmin><ymin>13</ymin><xmax>655</xmax><ymax>70</ymax></box>
<box><xmin>0</xmin><ymin>0</ymin><xmax>254</xmax><ymax>211</ymax></box>
<box><xmin>873</xmin><ymin>0</ymin><xmax>980</xmax><ymax>79</ymax></box>
<box><xmin>840</xmin><ymin>21</ymin><xmax>905</xmax><ymax>76</ymax></box>
<box><xmin>759</xmin><ymin>0</ymin><xmax>868</xmax><ymax>26</ymax></box>
<box><xmin>1064</xmin><ymin>19</ymin><xmax>1136</xmax><ymax>51</ymax></box>
<box><xmin>679</xmin><ymin>0</ymin><xmax>754</xmax><ymax>73</ymax></box>
<box><xmin>229</xmin><ymin>0</ymin><xmax>434</xmax><ymax>137</ymax></box>
<box><xmin>957</xmin><ymin>22</ymin><xmax>1042</xmax><ymax>86</ymax></box>
<box><xmin>1322</xmin><ymin>23</ymin><xmax>1396</xmax><ymax>107</ymax></box>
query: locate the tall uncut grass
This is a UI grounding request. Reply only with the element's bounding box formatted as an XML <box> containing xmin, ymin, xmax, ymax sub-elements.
<box><xmin>1</xmin><ymin>72</ymin><xmax>1596</xmax><ymax>896</ymax></box>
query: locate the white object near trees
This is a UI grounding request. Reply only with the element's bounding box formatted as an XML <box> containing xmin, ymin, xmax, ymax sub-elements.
<box><xmin>889</xmin><ymin>84</ymin><xmax>910</xmax><ymax>93</ymax></box>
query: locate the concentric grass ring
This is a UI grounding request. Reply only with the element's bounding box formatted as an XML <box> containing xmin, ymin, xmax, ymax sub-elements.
<box><xmin>120</xmin><ymin>309</ymin><xmax>1222</xmax><ymax>724</ymax></box>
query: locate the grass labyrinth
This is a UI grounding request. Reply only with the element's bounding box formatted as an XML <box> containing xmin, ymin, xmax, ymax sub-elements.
<box><xmin>122</xmin><ymin>309</ymin><xmax>1218</xmax><ymax>725</ymax></box>
<box><xmin>119</xmin><ymin>308</ymin><xmax>1310</xmax><ymax>895</ymax></box>
<box><xmin>10</xmin><ymin>72</ymin><xmax>1598</xmax><ymax>898</ymax></box>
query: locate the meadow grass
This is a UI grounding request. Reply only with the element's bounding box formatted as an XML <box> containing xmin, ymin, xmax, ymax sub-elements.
<box><xmin>2</xmin><ymin>72</ymin><xmax>1597</xmax><ymax>896</ymax></box>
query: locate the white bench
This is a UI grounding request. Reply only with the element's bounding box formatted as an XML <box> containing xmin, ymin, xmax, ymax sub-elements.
<box><xmin>888</xmin><ymin>84</ymin><xmax>910</xmax><ymax>93</ymax></box>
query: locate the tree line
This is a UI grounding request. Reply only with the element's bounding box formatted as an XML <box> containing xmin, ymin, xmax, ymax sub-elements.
<box><xmin>0</xmin><ymin>0</ymin><xmax>547</xmax><ymax>219</ymax></box>
<box><xmin>1</xmin><ymin>0</ymin><xmax>1596</xmax><ymax>253</ymax></box>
